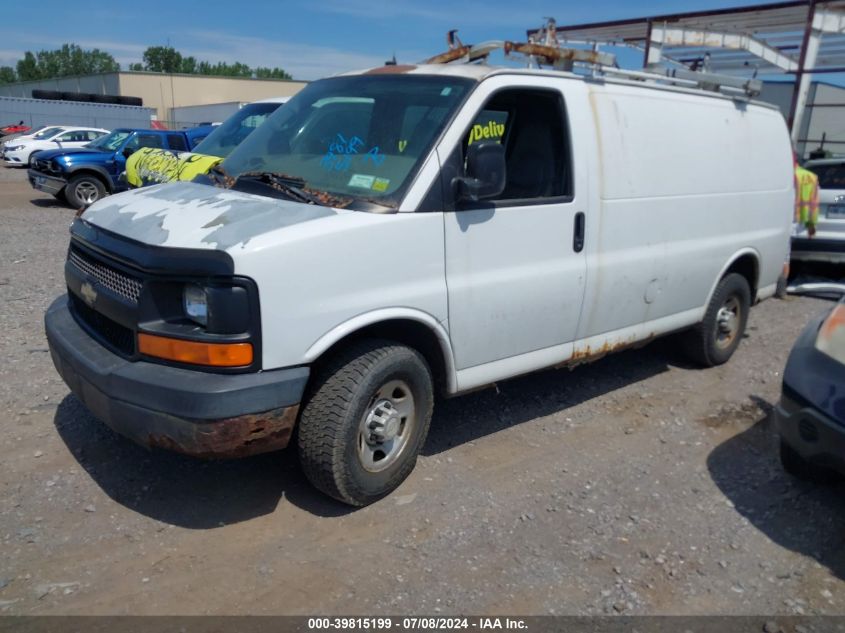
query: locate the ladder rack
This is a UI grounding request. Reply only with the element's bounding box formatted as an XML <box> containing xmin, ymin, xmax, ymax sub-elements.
<box><xmin>422</xmin><ymin>28</ymin><xmax>763</xmax><ymax>99</ymax></box>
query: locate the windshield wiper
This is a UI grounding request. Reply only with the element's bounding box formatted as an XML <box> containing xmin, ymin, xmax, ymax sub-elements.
<box><xmin>235</xmin><ymin>171</ymin><xmax>333</xmax><ymax>207</ymax></box>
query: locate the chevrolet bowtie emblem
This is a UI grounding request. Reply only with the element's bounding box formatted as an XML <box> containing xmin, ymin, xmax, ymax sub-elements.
<box><xmin>80</xmin><ymin>281</ymin><xmax>98</xmax><ymax>306</ymax></box>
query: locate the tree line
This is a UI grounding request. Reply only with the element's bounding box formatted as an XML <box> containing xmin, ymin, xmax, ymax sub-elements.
<box><xmin>0</xmin><ymin>44</ymin><xmax>291</xmax><ymax>84</ymax></box>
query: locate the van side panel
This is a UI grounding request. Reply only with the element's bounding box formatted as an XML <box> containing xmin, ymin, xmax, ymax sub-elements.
<box><xmin>578</xmin><ymin>86</ymin><xmax>792</xmax><ymax>341</ymax></box>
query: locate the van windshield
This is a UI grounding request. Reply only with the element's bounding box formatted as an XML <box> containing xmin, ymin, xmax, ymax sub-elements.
<box><xmin>219</xmin><ymin>74</ymin><xmax>473</xmax><ymax>209</ymax></box>
<box><xmin>193</xmin><ymin>102</ymin><xmax>284</xmax><ymax>158</ymax></box>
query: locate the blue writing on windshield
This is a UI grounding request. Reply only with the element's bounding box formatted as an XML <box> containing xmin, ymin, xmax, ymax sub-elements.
<box><xmin>321</xmin><ymin>133</ymin><xmax>364</xmax><ymax>172</ymax></box>
<box><xmin>363</xmin><ymin>146</ymin><xmax>385</xmax><ymax>167</ymax></box>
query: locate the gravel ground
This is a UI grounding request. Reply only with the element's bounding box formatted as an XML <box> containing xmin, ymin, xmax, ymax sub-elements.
<box><xmin>1</xmin><ymin>168</ymin><xmax>844</xmax><ymax>616</ymax></box>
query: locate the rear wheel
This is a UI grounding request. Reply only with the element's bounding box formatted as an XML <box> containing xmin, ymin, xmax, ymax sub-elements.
<box><xmin>683</xmin><ymin>273</ymin><xmax>750</xmax><ymax>367</ymax></box>
<box><xmin>297</xmin><ymin>339</ymin><xmax>434</xmax><ymax>506</ymax></box>
<box><xmin>65</xmin><ymin>174</ymin><xmax>105</xmax><ymax>209</ymax></box>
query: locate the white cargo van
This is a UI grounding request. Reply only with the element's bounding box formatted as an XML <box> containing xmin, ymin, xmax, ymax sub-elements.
<box><xmin>45</xmin><ymin>56</ymin><xmax>793</xmax><ymax>506</ymax></box>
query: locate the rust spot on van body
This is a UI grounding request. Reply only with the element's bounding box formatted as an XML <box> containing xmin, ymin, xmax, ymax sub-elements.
<box><xmin>560</xmin><ymin>334</ymin><xmax>655</xmax><ymax>369</ymax></box>
<box><xmin>147</xmin><ymin>405</ymin><xmax>299</xmax><ymax>459</ymax></box>
<box><xmin>365</xmin><ymin>65</ymin><xmax>418</xmax><ymax>74</ymax></box>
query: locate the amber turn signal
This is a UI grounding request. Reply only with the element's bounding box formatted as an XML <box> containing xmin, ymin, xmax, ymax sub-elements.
<box><xmin>138</xmin><ymin>333</ymin><xmax>253</xmax><ymax>367</ymax></box>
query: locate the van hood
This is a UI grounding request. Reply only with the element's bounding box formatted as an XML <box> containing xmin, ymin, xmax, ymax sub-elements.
<box><xmin>81</xmin><ymin>181</ymin><xmax>339</xmax><ymax>252</ymax></box>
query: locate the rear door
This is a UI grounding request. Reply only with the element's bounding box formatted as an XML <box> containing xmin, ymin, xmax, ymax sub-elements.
<box><xmin>439</xmin><ymin>76</ymin><xmax>589</xmax><ymax>386</ymax></box>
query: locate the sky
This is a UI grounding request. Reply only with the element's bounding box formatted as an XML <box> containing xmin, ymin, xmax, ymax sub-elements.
<box><xmin>0</xmin><ymin>0</ymin><xmax>792</xmax><ymax>80</ymax></box>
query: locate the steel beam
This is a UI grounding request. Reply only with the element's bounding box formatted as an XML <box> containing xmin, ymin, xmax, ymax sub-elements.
<box><xmin>648</xmin><ymin>25</ymin><xmax>799</xmax><ymax>71</ymax></box>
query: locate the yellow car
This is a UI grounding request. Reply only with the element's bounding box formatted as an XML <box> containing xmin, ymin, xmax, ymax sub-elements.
<box><xmin>125</xmin><ymin>97</ymin><xmax>289</xmax><ymax>188</ymax></box>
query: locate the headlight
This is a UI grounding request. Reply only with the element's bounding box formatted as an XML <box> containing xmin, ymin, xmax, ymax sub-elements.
<box><xmin>815</xmin><ymin>302</ymin><xmax>845</xmax><ymax>364</ymax></box>
<box><xmin>183</xmin><ymin>284</ymin><xmax>208</xmax><ymax>326</ymax></box>
<box><xmin>6</xmin><ymin>145</ymin><xmax>24</xmax><ymax>151</ymax></box>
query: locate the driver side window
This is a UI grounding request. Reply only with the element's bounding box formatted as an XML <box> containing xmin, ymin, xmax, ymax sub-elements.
<box><xmin>462</xmin><ymin>88</ymin><xmax>572</xmax><ymax>203</ymax></box>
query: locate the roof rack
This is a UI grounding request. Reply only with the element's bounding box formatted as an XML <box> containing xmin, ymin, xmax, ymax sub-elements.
<box><xmin>422</xmin><ymin>21</ymin><xmax>763</xmax><ymax>98</ymax></box>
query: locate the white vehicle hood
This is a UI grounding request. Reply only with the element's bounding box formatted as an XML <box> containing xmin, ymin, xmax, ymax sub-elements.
<box><xmin>81</xmin><ymin>181</ymin><xmax>342</xmax><ymax>252</ymax></box>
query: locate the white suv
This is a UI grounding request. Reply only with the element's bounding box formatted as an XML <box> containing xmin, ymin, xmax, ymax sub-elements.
<box><xmin>3</xmin><ymin>126</ymin><xmax>108</xmax><ymax>167</ymax></box>
<box><xmin>799</xmin><ymin>158</ymin><xmax>845</xmax><ymax>263</ymax></box>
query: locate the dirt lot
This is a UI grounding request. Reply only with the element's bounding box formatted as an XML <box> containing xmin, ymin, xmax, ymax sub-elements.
<box><xmin>1</xmin><ymin>168</ymin><xmax>844</xmax><ymax>616</ymax></box>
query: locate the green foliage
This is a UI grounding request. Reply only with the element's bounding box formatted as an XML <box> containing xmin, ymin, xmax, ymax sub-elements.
<box><xmin>255</xmin><ymin>66</ymin><xmax>292</xmax><ymax>80</ymax></box>
<box><xmin>196</xmin><ymin>60</ymin><xmax>252</xmax><ymax>77</ymax></box>
<box><xmin>0</xmin><ymin>66</ymin><xmax>16</xmax><ymax>84</ymax></box>
<box><xmin>0</xmin><ymin>43</ymin><xmax>292</xmax><ymax>83</ymax></box>
<box><xmin>14</xmin><ymin>44</ymin><xmax>119</xmax><ymax>81</ymax></box>
<box><xmin>137</xmin><ymin>46</ymin><xmax>291</xmax><ymax>80</ymax></box>
<box><xmin>142</xmin><ymin>46</ymin><xmax>183</xmax><ymax>73</ymax></box>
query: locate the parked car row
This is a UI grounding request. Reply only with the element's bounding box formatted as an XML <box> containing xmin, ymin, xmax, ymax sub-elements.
<box><xmin>16</xmin><ymin>97</ymin><xmax>289</xmax><ymax>210</ymax></box>
<box><xmin>26</xmin><ymin>125</ymin><xmax>214</xmax><ymax>208</ymax></box>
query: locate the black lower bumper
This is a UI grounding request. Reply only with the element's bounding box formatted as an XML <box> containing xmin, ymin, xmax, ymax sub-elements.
<box><xmin>28</xmin><ymin>169</ymin><xmax>67</xmax><ymax>196</ymax></box>
<box><xmin>775</xmin><ymin>395</ymin><xmax>845</xmax><ymax>472</ymax></box>
<box><xmin>45</xmin><ymin>296</ymin><xmax>309</xmax><ymax>458</ymax></box>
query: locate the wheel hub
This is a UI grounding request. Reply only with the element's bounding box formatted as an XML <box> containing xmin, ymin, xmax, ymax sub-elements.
<box><xmin>717</xmin><ymin>307</ymin><xmax>736</xmax><ymax>334</ymax></box>
<box><xmin>357</xmin><ymin>379</ymin><xmax>416</xmax><ymax>473</ymax></box>
<box><xmin>366</xmin><ymin>400</ymin><xmax>401</xmax><ymax>443</ymax></box>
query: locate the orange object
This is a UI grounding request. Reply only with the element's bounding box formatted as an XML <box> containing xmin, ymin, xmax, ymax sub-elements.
<box><xmin>138</xmin><ymin>333</ymin><xmax>253</xmax><ymax>367</ymax></box>
<box><xmin>820</xmin><ymin>304</ymin><xmax>845</xmax><ymax>341</ymax></box>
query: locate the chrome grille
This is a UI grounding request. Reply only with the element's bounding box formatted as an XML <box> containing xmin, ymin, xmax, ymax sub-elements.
<box><xmin>68</xmin><ymin>248</ymin><xmax>143</xmax><ymax>304</ymax></box>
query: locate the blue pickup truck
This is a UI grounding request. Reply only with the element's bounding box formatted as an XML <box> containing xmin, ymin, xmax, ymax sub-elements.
<box><xmin>28</xmin><ymin>126</ymin><xmax>214</xmax><ymax>209</ymax></box>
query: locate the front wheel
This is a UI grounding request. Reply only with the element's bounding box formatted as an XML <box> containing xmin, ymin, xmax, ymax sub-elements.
<box><xmin>65</xmin><ymin>174</ymin><xmax>106</xmax><ymax>209</ymax></box>
<box><xmin>683</xmin><ymin>273</ymin><xmax>751</xmax><ymax>367</ymax></box>
<box><xmin>297</xmin><ymin>339</ymin><xmax>434</xmax><ymax>506</ymax></box>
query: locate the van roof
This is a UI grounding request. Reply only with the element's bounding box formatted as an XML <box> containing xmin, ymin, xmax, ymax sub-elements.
<box><xmin>345</xmin><ymin>63</ymin><xmax>780</xmax><ymax>110</ymax></box>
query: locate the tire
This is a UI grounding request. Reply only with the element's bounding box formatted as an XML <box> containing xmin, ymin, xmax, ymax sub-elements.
<box><xmin>297</xmin><ymin>339</ymin><xmax>434</xmax><ymax>506</ymax></box>
<box><xmin>65</xmin><ymin>174</ymin><xmax>106</xmax><ymax>209</ymax></box>
<box><xmin>683</xmin><ymin>273</ymin><xmax>751</xmax><ymax>367</ymax></box>
<box><xmin>780</xmin><ymin>439</ymin><xmax>839</xmax><ymax>483</ymax></box>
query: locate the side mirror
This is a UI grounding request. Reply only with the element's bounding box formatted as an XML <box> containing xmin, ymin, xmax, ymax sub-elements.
<box><xmin>453</xmin><ymin>142</ymin><xmax>506</xmax><ymax>202</ymax></box>
<box><xmin>122</xmin><ymin>147</ymin><xmax>135</xmax><ymax>159</ymax></box>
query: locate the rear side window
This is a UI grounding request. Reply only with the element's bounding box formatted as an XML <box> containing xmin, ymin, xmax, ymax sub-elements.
<box><xmin>808</xmin><ymin>163</ymin><xmax>845</xmax><ymax>189</ymax></box>
<box><xmin>86</xmin><ymin>130</ymin><xmax>104</xmax><ymax>141</ymax></box>
<box><xmin>167</xmin><ymin>134</ymin><xmax>188</xmax><ymax>151</ymax></box>
<box><xmin>135</xmin><ymin>134</ymin><xmax>164</xmax><ymax>150</ymax></box>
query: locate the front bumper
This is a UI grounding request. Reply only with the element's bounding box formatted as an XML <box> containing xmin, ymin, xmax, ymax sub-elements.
<box><xmin>28</xmin><ymin>169</ymin><xmax>67</xmax><ymax>196</ymax></box>
<box><xmin>45</xmin><ymin>296</ymin><xmax>309</xmax><ymax>458</ymax></box>
<box><xmin>776</xmin><ymin>312</ymin><xmax>845</xmax><ymax>471</ymax></box>
<box><xmin>3</xmin><ymin>149</ymin><xmax>25</xmax><ymax>165</ymax></box>
<box><xmin>790</xmin><ymin>236</ymin><xmax>845</xmax><ymax>264</ymax></box>
<box><xmin>775</xmin><ymin>394</ymin><xmax>845</xmax><ymax>472</ymax></box>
